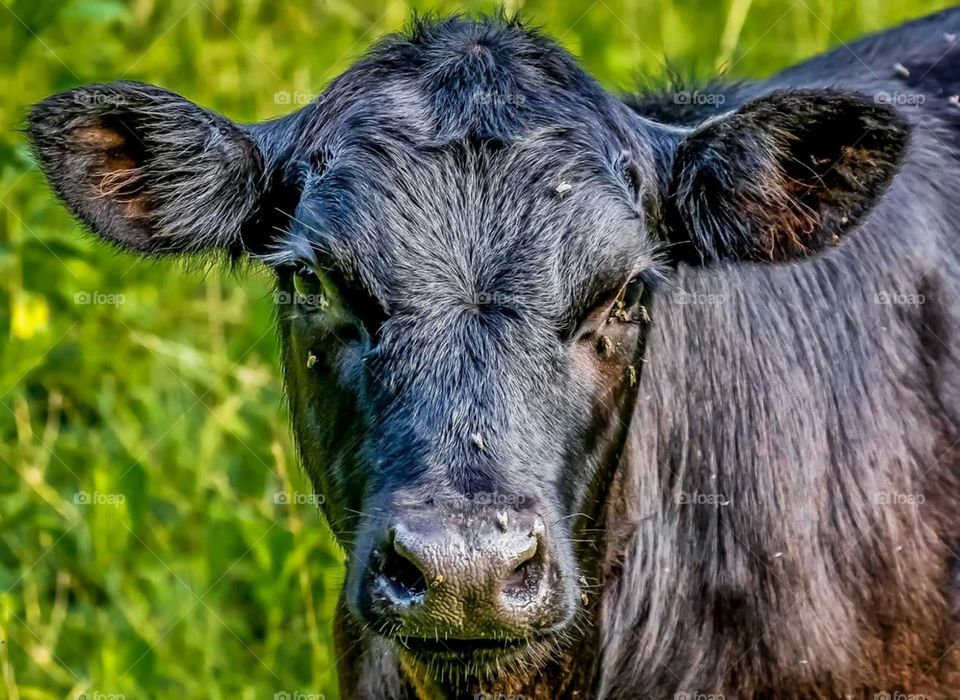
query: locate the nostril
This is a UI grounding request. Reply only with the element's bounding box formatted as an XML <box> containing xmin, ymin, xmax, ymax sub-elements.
<box><xmin>504</xmin><ymin>557</ymin><xmax>534</xmax><ymax>590</ymax></box>
<box><xmin>501</xmin><ymin>538</ymin><xmax>543</xmax><ymax>600</ymax></box>
<box><xmin>378</xmin><ymin>531</ymin><xmax>428</xmax><ymax>600</ymax></box>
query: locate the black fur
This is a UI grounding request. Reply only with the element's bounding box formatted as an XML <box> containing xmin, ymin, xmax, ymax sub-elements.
<box><xmin>26</xmin><ymin>8</ymin><xmax>960</xmax><ymax>699</ymax></box>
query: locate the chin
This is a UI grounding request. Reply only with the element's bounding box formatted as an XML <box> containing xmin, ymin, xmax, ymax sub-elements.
<box><xmin>389</xmin><ymin>632</ymin><xmax>566</xmax><ymax>683</ymax></box>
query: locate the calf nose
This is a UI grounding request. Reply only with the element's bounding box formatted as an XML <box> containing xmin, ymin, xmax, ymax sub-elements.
<box><xmin>370</xmin><ymin>508</ymin><xmax>556</xmax><ymax>637</ymax></box>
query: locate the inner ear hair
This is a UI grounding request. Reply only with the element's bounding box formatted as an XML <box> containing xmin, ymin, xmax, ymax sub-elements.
<box><xmin>28</xmin><ymin>82</ymin><xmax>267</xmax><ymax>256</ymax></box>
<box><xmin>769</xmin><ymin>97</ymin><xmax>907</xmax><ymax>253</ymax></box>
<box><xmin>76</xmin><ymin>120</ymin><xmax>147</xmax><ymax>213</ymax></box>
<box><xmin>668</xmin><ymin>90</ymin><xmax>910</xmax><ymax>265</ymax></box>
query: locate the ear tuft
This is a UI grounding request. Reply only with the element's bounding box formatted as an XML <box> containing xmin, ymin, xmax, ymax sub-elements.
<box><xmin>669</xmin><ymin>90</ymin><xmax>909</xmax><ymax>265</ymax></box>
<box><xmin>27</xmin><ymin>82</ymin><xmax>265</xmax><ymax>255</ymax></box>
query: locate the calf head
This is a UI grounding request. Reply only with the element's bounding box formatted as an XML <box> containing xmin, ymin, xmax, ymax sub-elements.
<box><xmin>28</xmin><ymin>15</ymin><xmax>908</xmax><ymax>686</ymax></box>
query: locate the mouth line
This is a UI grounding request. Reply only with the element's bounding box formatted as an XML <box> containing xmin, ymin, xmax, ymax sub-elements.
<box><xmin>392</xmin><ymin>634</ymin><xmax>533</xmax><ymax>658</ymax></box>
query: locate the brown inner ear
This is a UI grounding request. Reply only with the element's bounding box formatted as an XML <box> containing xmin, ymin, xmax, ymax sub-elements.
<box><xmin>73</xmin><ymin>122</ymin><xmax>149</xmax><ymax>219</ymax></box>
<box><xmin>740</xmin><ymin>123</ymin><xmax>895</xmax><ymax>262</ymax></box>
<box><xmin>767</xmin><ymin>106</ymin><xmax>905</xmax><ymax>261</ymax></box>
<box><xmin>732</xmin><ymin>153</ymin><xmax>822</xmax><ymax>262</ymax></box>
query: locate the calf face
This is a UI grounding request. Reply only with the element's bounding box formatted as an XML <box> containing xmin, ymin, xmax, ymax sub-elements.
<box><xmin>28</xmin><ymin>15</ymin><xmax>908</xmax><ymax>683</ymax></box>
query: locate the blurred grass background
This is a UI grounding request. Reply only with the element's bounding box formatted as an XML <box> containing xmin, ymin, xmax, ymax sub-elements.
<box><xmin>0</xmin><ymin>0</ymin><xmax>954</xmax><ymax>698</ymax></box>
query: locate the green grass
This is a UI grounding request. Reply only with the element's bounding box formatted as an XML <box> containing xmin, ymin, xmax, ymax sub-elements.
<box><xmin>0</xmin><ymin>0</ymin><xmax>954</xmax><ymax>698</ymax></box>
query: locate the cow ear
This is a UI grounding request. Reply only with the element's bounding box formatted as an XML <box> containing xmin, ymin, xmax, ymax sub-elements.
<box><xmin>666</xmin><ymin>89</ymin><xmax>909</xmax><ymax>264</ymax></box>
<box><xmin>27</xmin><ymin>81</ymin><xmax>266</xmax><ymax>255</ymax></box>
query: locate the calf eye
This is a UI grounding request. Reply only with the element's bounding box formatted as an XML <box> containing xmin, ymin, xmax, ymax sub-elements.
<box><xmin>289</xmin><ymin>263</ymin><xmax>387</xmax><ymax>341</ymax></box>
<box><xmin>293</xmin><ymin>266</ymin><xmax>331</xmax><ymax>311</ymax></box>
<box><xmin>619</xmin><ymin>276</ymin><xmax>645</xmax><ymax>310</ymax></box>
<box><xmin>610</xmin><ymin>275</ymin><xmax>648</xmax><ymax>323</ymax></box>
<box><xmin>568</xmin><ymin>272</ymin><xmax>652</xmax><ymax>341</ymax></box>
